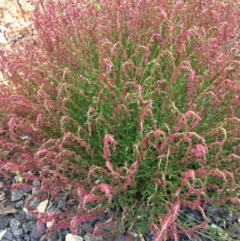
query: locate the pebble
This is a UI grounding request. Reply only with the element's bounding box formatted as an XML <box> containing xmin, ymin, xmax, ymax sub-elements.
<box><xmin>37</xmin><ymin>200</ymin><xmax>49</xmax><ymax>213</ymax></box>
<box><xmin>11</xmin><ymin>191</ymin><xmax>24</xmax><ymax>202</ymax></box>
<box><xmin>0</xmin><ymin>0</ymin><xmax>35</xmax><ymax>86</ymax></box>
<box><xmin>66</xmin><ymin>234</ymin><xmax>83</xmax><ymax>241</ymax></box>
<box><xmin>10</xmin><ymin>218</ymin><xmax>22</xmax><ymax>230</ymax></box>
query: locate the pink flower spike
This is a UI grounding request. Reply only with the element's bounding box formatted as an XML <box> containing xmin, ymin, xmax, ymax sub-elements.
<box><xmin>194</xmin><ymin>144</ymin><xmax>208</xmax><ymax>158</ymax></box>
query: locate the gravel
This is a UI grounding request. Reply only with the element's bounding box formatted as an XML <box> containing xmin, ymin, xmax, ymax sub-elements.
<box><xmin>1</xmin><ymin>172</ymin><xmax>240</xmax><ymax>241</ymax></box>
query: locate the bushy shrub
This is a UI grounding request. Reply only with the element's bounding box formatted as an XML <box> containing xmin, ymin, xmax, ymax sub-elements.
<box><xmin>0</xmin><ymin>0</ymin><xmax>240</xmax><ymax>240</ymax></box>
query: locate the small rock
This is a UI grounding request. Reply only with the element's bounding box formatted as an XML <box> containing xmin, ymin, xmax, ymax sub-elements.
<box><xmin>145</xmin><ymin>230</ymin><xmax>155</xmax><ymax>241</ymax></box>
<box><xmin>0</xmin><ymin>230</ymin><xmax>7</xmax><ymax>240</ymax></box>
<box><xmin>12</xmin><ymin>228</ymin><xmax>24</xmax><ymax>238</ymax></box>
<box><xmin>57</xmin><ymin>199</ymin><xmax>66</xmax><ymax>211</ymax></box>
<box><xmin>11</xmin><ymin>191</ymin><xmax>24</xmax><ymax>202</ymax></box>
<box><xmin>37</xmin><ymin>199</ymin><xmax>49</xmax><ymax>213</ymax></box>
<box><xmin>32</xmin><ymin>180</ymin><xmax>41</xmax><ymax>187</ymax></box>
<box><xmin>212</xmin><ymin>214</ymin><xmax>220</xmax><ymax>224</ymax></box>
<box><xmin>19</xmin><ymin>184</ymin><xmax>32</xmax><ymax>194</ymax></box>
<box><xmin>232</xmin><ymin>145</ymin><xmax>237</xmax><ymax>151</ymax></box>
<box><xmin>30</xmin><ymin>226</ymin><xmax>38</xmax><ymax>239</ymax></box>
<box><xmin>37</xmin><ymin>222</ymin><xmax>47</xmax><ymax>237</ymax></box>
<box><xmin>15</xmin><ymin>200</ymin><xmax>24</xmax><ymax>208</ymax></box>
<box><xmin>47</xmin><ymin>219</ymin><xmax>56</xmax><ymax>228</ymax></box>
<box><xmin>205</xmin><ymin>204</ymin><xmax>218</xmax><ymax>215</ymax></box>
<box><xmin>2</xmin><ymin>186</ymin><xmax>10</xmax><ymax>193</ymax></box>
<box><xmin>132</xmin><ymin>233</ymin><xmax>139</xmax><ymax>239</ymax></box>
<box><xmin>0</xmin><ymin>214</ymin><xmax>14</xmax><ymax>229</ymax></box>
<box><xmin>83</xmin><ymin>234</ymin><xmax>93</xmax><ymax>241</ymax></box>
<box><xmin>23</xmin><ymin>207</ymin><xmax>37</xmax><ymax>221</ymax></box>
<box><xmin>20</xmin><ymin>135</ymin><xmax>29</xmax><ymax>140</ymax></box>
<box><xmin>115</xmin><ymin>235</ymin><xmax>127</xmax><ymax>241</ymax></box>
<box><xmin>81</xmin><ymin>221</ymin><xmax>92</xmax><ymax>232</ymax></box>
<box><xmin>61</xmin><ymin>228</ymin><xmax>70</xmax><ymax>237</ymax></box>
<box><xmin>22</xmin><ymin>222</ymin><xmax>31</xmax><ymax>234</ymax></box>
<box><xmin>185</xmin><ymin>212</ymin><xmax>196</xmax><ymax>223</ymax></box>
<box><xmin>27</xmin><ymin>220</ymin><xmax>37</xmax><ymax>230</ymax></box>
<box><xmin>32</xmin><ymin>187</ymin><xmax>42</xmax><ymax>195</ymax></box>
<box><xmin>39</xmin><ymin>235</ymin><xmax>48</xmax><ymax>241</ymax></box>
<box><xmin>26</xmin><ymin>198</ymin><xmax>41</xmax><ymax>208</ymax></box>
<box><xmin>14</xmin><ymin>210</ymin><xmax>26</xmax><ymax>221</ymax></box>
<box><xmin>211</xmin><ymin>224</ymin><xmax>218</xmax><ymax>229</ymax></box>
<box><xmin>95</xmin><ymin>179</ymin><xmax>101</xmax><ymax>184</ymax></box>
<box><xmin>10</xmin><ymin>218</ymin><xmax>22</xmax><ymax>230</ymax></box>
<box><xmin>66</xmin><ymin>234</ymin><xmax>83</xmax><ymax>241</ymax></box>
<box><xmin>2</xmin><ymin>230</ymin><xmax>13</xmax><ymax>240</ymax></box>
<box><xmin>45</xmin><ymin>231</ymin><xmax>59</xmax><ymax>241</ymax></box>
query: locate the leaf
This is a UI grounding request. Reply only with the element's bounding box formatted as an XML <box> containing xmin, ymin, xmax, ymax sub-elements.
<box><xmin>0</xmin><ymin>204</ymin><xmax>18</xmax><ymax>215</ymax></box>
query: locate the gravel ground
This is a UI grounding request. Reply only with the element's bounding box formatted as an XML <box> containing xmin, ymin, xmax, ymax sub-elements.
<box><xmin>1</xmin><ymin>171</ymin><xmax>240</xmax><ymax>241</ymax></box>
<box><xmin>0</xmin><ymin>0</ymin><xmax>35</xmax><ymax>85</ymax></box>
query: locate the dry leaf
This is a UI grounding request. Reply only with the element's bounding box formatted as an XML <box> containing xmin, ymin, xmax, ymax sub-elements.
<box><xmin>0</xmin><ymin>204</ymin><xmax>18</xmax><ymax>215</ymax></box>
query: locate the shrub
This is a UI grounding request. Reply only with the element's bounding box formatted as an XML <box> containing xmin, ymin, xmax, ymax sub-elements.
<box><xmin>0</xmin><ymin>0</ymin><xmax>240</xmax><ymax>240</ymax></box>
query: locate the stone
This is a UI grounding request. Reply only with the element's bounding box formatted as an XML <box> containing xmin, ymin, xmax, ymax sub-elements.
<box><xmin>14</xmin><ymin>210</ymin><xmax>26</xmax><ymax>221</ymax></box>
<box><xmin>61</xmin><ymin>228</ymin><xmax>70</xmax><ymax>237</ymax></box>
<box><xmin>11</xmin><ymin>191</ymin><xmax>24</xmax><ymax>202</ymax></box>
<box><xmin>19</xmin><ymin>185</ymin><xmax>32</xmax><ymax>194</ymax></box>
<box><xmin>145</xmin><ymin>230</ymin><xmax>154</xmax><ymax>241</ymax></box>
<box><xmin>27</xmin><ymin>220</ymin><xmax>37</xmax><ymax>231</ymax></box>
<box><xmin>2</xmin><ymin>230</ymin><xmax>13</xmax><ymax>240</ymax></box>
<box><xmin>82</xmin><ymin>234</ymin><xmax>93</xmax><ymax>241</ymax></box>
<box><xmin>23</xmin><ymin>207</ymin><xmax>33</xmax><ymax>221</ymax></box>
<box><xmin>46</xmin><ymin>219</ymin><xmax>56</xmax><ymax>228</ymax></box>
<box><xmin>10</xmin><ymin>218</ymin><xmax>22</xmax><ymax>230</ymax></box>
<box><xmin>115</xmin><ymin>235</ymin><xmax>127</xmax><ymax>241</ymax></box>
<box><xmin>37</xmin><ymin>200</ymin><xmax>49</xmax><ymax>213</ymax></box>
<box><xmin>81</xmin><ymin>221</ymin><xmax>93</xmax><ymax>232</ymax></box>
<box><xmin>15</xmin><ymin>200</ymin><xmax>24</xmax><ymax>208</ymax></box>
<box><xmin>57</xmin><ymin>199</ymin><xmax>66</xmax><ymax>211</ymax></box>
<box><xmin>12</xmin><ymin>228</ymin><xmax>24</xmax><ymax>238</ymax></box>
<box><xmin>66</xmin><ymin>234</ymin><xmax>83</xmax><ymax>241</ymax></box>
<box><xmin>15</xmin><ymin>237</ymin><xmax>24</xmax><ymax>241</ymax></box>
<box><xmin>45</xmin><ymin>231</ymin><xmax>59</xmax><ymax>241</ymax></box>
<box><xmin>0</xmin><ymin>230</ymin><xmax>7</xmax><ymax>240</ymax></box>
<box><xmin>32</xmin><ymin>187</ymin><xmax>42</xmax><ymax>195</ymax></box>
<box><xmin>205</xmin><ymin>204</ymin><xmax>218</xmax><ymax>215</ymax></box>
<box><xmin>39</xmin><ymin>235</ymin><xmax>48</xmax><ymax>241</ymax></box>
<box><xmin>132</xmin><ymin>233</ymin><xmax>139</xmax><ymax>239</ymax></box>
<box><xmin>26</xmin><ymin>198</ymin><xmax>41</xmax><ymax>209</ymax></box>
<box><xmin>30</xmin><ymin>226</ymin><xmax>38</xmax><ymax>239</ymax></box>
<box><xmin>0</xmin><ymin>214</ymin><xmax>14</xmax><ymax>229</ymax></box>
<box><xmin>32</xmin><ymin>180</ymin><xmax>41</xmax><ymax>187</ymax></box>
<box><xmin>22</xmin><ymin>222</ymin><xmax>31</xmax><ymax>234</ymax></box>
<box><xmin>37</xmin><ymin>222</ymin><xmax>47</xmax><ymax>237</ymax></box>
<box><xmin>20</xmin><ymin>135</ymin><xmax>29</xmax><ymax>140</ymax></box>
